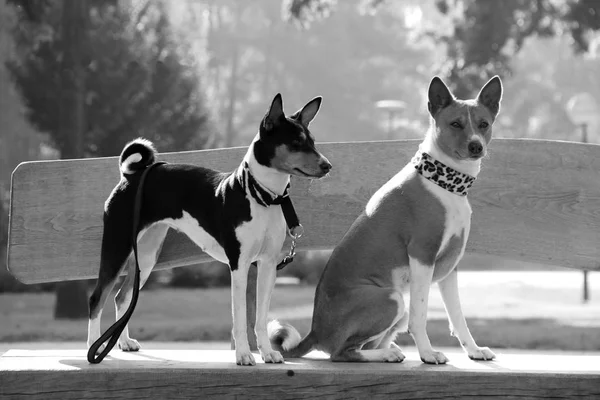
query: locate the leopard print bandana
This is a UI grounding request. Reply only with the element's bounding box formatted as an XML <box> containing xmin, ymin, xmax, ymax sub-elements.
<box><xmin>412</xmin><ymin>152</ymin><xmax>476</xmax><ymax>196</ymax></box>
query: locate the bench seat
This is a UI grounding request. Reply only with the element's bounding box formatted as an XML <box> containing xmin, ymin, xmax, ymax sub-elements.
<box><xmin>1</xmin><ymin>346</ymin><xmax>599</xmax><ymax>399</ymax></box>
<box><xmin>5</xmin><ymin>139</ymin><xmax>600</xmax><ymax>399</ymax></box>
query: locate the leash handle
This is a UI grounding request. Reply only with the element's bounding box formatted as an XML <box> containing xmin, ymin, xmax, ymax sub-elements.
<box><xmin>276</xmin><ymin>195</ymin><xmax>302</xmax><ymax>270</ymax></box>
<box><xmin>87</xmin><ymin>162</ymin><xmax>166</xmax><ymax>364</ymax></box>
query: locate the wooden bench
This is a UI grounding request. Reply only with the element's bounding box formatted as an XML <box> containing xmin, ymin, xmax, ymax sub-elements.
<box><xmin>3</xmin><ymin>139</ymin><xmax>600</xmax><ymax>398</ymax></box>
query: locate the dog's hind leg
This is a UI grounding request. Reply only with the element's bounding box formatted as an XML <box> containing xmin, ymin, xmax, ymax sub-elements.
<box><xmin>329</xmin><ymin>289</ymin><xmax>406</xmax><ymax>363</ymax></box>
<box><xmin>332</xmin><ymin>346</ymin><xmax>406</xmax><ymax>362</ymax></box>
<box><xmin>88</xmin><ymin>217</ymin><xmax>134</xmax><ymax>353</ymax></box>
<box><xmin>364</xmin><ymin>310</ymin><xmax>409</xmax><ymax>352</ymax></box>
<box><xmin>114</xmin><ymin>223</ymin><xmax>169</xmax><ymax>351</ymax></box>
<box><xmin>438</xmin><ymin>269</ymin><xmax>495</xmax><ymax>360</ymax></box>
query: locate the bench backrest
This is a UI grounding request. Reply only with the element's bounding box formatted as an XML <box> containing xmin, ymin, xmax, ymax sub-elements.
<box><xmin>7</xmin><ymin>139</ymin><xmax>600</xmax><ymax>284</ymax></box>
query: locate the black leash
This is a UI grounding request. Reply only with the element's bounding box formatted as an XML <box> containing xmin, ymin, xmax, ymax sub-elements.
<box><xmin>275</xmin><ymin>195</ymin><xmax>303</xmax><ymax>270</ymax></box>
<box><xmin>87</xmin><ymin>161</ymin><xmax>302</xmax><ymax>363</ymax></box>
<box><xmin>241</xmin><ymin>161</ymin><xmax>303</xmax><ymax>270</ymax></box>
<box><xmin>87</xmin><ymin>161</ymin><xmax>166</xmax><ymax>364</ymax></box>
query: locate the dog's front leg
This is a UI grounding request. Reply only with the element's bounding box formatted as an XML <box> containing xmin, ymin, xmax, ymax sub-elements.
<box><xmin>230</xmin><ymin>261</ymin><xmax>256</xmax><ymax>366</ymax></box>
<box><xmin>408</xmin><ymin>257</ymin><xmax>448</xmax><ymax>364</ymax></box>
<box><xmin>438</xmin><ymin>269</ymin><xmax>495</xmax><ymax>360</ymax></box>
<box><xmin>255</xmin><ymin>259</ymin><xmax>284</xmax><ymax>363</ymax></box>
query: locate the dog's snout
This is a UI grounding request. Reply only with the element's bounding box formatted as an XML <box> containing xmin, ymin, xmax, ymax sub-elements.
<box><xmin>468</xmin><ymin>141</ymin><xmax>483</xmax><ymax>157</ymax></box>
<box><xmin>319</xmin><ymin>159</ymin><xmax>332</xmax><ymax>173</ymax></box>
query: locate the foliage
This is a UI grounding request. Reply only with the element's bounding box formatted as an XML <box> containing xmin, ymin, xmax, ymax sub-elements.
<box><xmin>6</xmin><ymin>0</ymin><xmax>213</xmax><ymax>158</ymax></box>
<box><xmin>430</xmin><ymin>0</ymin><xmax>600</xmax><ymax>97</ymax></box>
<box><xmin>190</xmin><ymin>0</ymin><xmax>436</xmax><ymax>144</ymax></box>
<box><xmin>0</xmin><ymin>1</ymin><xmax>45</xmax><ymax>190</ymax></box>
<box><xmin>284</xmin><ymin>0</ymin><xmax>600</xmax><ymax>100</ymax></box>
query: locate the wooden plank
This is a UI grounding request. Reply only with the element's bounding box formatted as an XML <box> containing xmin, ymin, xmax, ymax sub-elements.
<box><xmin>8</xmin><ymin>139</ymin><xmax>600</xmax><ymax>284</ymax></box>
<box><xmin>1</xmin><ymin>349</ymin><xmax>599</xmax><ymax>399</ymax></box>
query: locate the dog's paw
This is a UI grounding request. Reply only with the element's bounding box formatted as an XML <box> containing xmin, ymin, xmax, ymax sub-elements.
<box><xmin>261</xmin><ymin>349</ymin><xmax>284</xmax><ymax>364</ymax></box>
<box><xmin>420</xmin><ymin>349</ymin><xmax>449</xmax><ymax>365</ymax></box>
<box><xmin>382</xmin><ymin>347</ymin><xmax>405</xmax><ymax>363</ymax></box>
<box><xmin>118</xmin><ymin>338</ymin><xmax>141</xmax><ymax>352</ymax></box>
<box><xmin>236</xmin><ymin>350</ymin><xmax>257</xmax><ymax>366</ymax></box>
<box><xmin>468</xmin><ymin>346</ymin><xmax>496</xmax><ymax>361</ymax></box>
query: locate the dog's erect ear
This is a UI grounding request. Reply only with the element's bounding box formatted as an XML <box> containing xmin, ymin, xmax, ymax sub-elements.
<box><xmin>291</xmin><ymin>96</ymin><xmax>322</xmax><ymax>126</ymax></box>
<box><xmin>263</xmin><ymin>93</ymin><xmax>285</xmax><ymax>131</ymax></box>
<box><xmin>428</xmin><ymin>76</ymin><xmax>454</xmax><ymax>116</ymax></box>
<box><xmin>476</xmin><ymin>75</ymin><xmax>503</xmax><ymax>117</ymax></box>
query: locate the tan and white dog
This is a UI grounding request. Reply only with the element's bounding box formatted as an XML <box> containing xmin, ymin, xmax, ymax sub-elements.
<box><xmin>269</xmin><ymin>76</ymin><xmax>502</xmax><ymax>364</ymax></box>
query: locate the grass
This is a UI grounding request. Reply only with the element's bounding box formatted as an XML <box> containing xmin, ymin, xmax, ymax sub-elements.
<box><xmin>1</xmin><ymin>271</ymin><xmax>599</xmax><ymax>351</ymax></box>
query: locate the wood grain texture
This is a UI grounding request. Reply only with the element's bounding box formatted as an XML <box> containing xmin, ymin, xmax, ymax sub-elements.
<box><xmin>1</xmin><ymin>349</ymin><xmax>599</xmax><ymax>399</ymax></box>
<box><xmin>8</xmin><ymin>139</ymin><xmax>600</xmax><ymax>283</ymax></box>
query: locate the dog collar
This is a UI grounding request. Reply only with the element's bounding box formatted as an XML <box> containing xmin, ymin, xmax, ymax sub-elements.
<box><xmin>240</xmin><ymin>162</ymin><xmax>290</xmax><ymax>207</ymax></box>
<box><xmin>239</xmin><ymin>162</ymin><xmax>302</xmax><ymax>270</ymax></box>
<box><xmin>412</xmin><ymin>152</ymin><xmax>476</xmax><ymax>196</ymax></box>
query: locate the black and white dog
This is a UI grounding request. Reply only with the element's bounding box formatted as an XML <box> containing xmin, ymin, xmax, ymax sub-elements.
<box><xmin>87</xmin><ymin>94</ymin><xmax>332</xmax><ymax>366</ymax></box>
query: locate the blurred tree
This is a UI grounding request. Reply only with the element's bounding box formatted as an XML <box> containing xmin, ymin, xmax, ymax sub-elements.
<box><xmin>189</xmin><ymin>0</ymin><xmax>434</xmax><ymax>144</ymax></box>
<box><xmin>7</xmin><ymin>0</ymin><xmax>213</xmax><ymax>319</ymax></box>
<box><xmin>7</xmin><ymin>0</ymin><xmax>213</xmax><ymax>157</ymax></box>
<box><xmin>285</xmin><ymin>0</ymin><xmax>600</xmax><ymax>99</ymax></box>
<box><xmin>430</xmin><ymin>0</ymin><xmax>600</xmax><ymax>97</ymax></box>
<box><xmin>0</xmin><ymin>0</ymin><xmax>45</xmax><ymax>192</ymax></box>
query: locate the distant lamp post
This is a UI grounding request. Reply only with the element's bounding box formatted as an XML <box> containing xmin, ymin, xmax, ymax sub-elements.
<box><xmin>375</xmin><ymin>100</ymin><xmax>406</xmax><ymax>140</ymax></box>
<box><xmin>566</xmin><ymin>92</ymin><xmax>600</xmax><ymax>304</ymax></box>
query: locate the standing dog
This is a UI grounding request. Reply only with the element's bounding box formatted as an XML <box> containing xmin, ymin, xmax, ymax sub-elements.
<box><xmin>87</xmin><ymin>93</ymin><xmax>332</xmax><ymax>366</ymax></box>
<box><xmin>269</xmin><ymin>76</ymin><xmax>502</xmax><ymax>364</ymax></box>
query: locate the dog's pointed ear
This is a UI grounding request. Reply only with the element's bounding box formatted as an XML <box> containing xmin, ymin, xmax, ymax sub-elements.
<box><xmin>291</xmin><ymin>96</ymin><xmax>322</xmax><ymax>126</ymax></box>
<box><xmin>428</xmin><ymin>76</ymin><xmax>454</xmax><ymax>116</ymax></box>
<box><xmin>263</xmin><ymin>93</ymin><xmax>285</xmax><ymax>131</ymax></box>
<box><xmin>476</xmin><ymin>75</ymin><xmax>503</xmax><ymax>117</ymax></box>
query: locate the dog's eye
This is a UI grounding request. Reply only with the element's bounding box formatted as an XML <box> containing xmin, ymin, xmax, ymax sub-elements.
<box><xmin>450</xmin><ymin>121</ymin><xmax>462</xmax><ymax>129</ymax></box>
<box><xmin>479</xmin><ymin>121</ymin><xmax>489</xmax><ymax>129</ymax></box>
<box><xmin>290</xmin><ymin>140</ymin><xmax>303</xmax><ymax>150</ymax></box>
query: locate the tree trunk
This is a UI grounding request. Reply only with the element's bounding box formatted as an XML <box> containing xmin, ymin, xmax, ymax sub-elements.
<box><xmin>54</xmin><ymin>0</ymin><xmax>89</xmax><ymax>320</ymax></box>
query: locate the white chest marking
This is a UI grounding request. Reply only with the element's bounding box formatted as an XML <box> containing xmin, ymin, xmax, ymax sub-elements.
<box><xmin>423</xmin><ymin>180</ymin><xmax>472</xmax><ymax>255</ymax></box>
<box><xmin>237</xmin><ymin>199</ymin><xmax>287</xmax><ymax>263</ymax></box>
<box><xmin>164</xmin><ymin>200</ymin><xmax>287</xmax><ymax>266</ymax></box>
<box><xmin>164</xmin><ymin>211</ymin><xmax>229</xmax><ymax>264</ymax></box>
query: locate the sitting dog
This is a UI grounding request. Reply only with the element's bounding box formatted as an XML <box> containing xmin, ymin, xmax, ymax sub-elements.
<box><xmin>87</xmin><ymin>93</ymin><xmax>332</xmax><ymax>366</ymax></box>
<box><xmin>269</xmin><ymin>76</ymin><xmax>502</xmax><ymax>364</ymax></box>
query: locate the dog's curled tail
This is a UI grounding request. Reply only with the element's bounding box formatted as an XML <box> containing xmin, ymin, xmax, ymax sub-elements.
<box><xmin>119</xmin><ymin>138</ymin><xmax>157</xmax><ymax>176</ymax></box>
<box><xmin>268</xmin><ymin>320</ymin><xmax>316</xmax><ymax>359</ymax></box>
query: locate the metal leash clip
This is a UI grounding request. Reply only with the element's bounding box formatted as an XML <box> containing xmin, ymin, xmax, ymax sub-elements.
<box><xmin>276</xmin><ymin>224</ymin><xmax>304</xmax><ymax>270</ymax></box>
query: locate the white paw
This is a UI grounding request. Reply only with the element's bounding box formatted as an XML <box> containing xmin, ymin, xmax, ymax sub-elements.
<box><xmin>118</xmin><ymin>337</ymin><xmax>141</xmax><ymax>352</ymax></box>
<box><xmin>261</xmin><ymin>349</ymin><xmax>284</xmax><ymax>364</ymax></box>
<box><xmin>236</xmin><ymin>350</ymin><xmax>256</xmax><ymax>366</ymax></box>
<box><xmin>383</xmin><ymin>347</ymin><xmax>405</xmax><ymax>363</ymax></box>
<box><xmin>468</xmin><ymin>346</ymin><xmax>496</xmax><ymax>361</ymax></box>
<box><xmin>420</xmin><ymin>349</ymin><xmax>449</xmax><ymax>364</ymax></box>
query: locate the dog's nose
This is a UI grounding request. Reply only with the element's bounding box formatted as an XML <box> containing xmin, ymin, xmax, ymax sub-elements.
<box><xmin>320</xmin><ymin>160</ymin><xmax>332</xmax><ymax>173</ymax></box>
<box><xmin>468</xmin><ymin>141</ymin><xmax>483</xmax><ymax>157</ymax></box>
